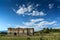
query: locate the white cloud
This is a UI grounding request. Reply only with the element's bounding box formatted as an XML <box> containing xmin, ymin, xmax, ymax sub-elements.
<box><xmin>39</xmin><ymin>11</ymin><xmax>46</xmax><ymax>16</ymax></box>
<box><xmin>16</xmin><ymin>25</ymin><xmax>27</xmax><ymax>28</ymax></box>
<box><xmin>27</xmin><ymin>5</ymin><xmax>33</xmax><ymax>12</ymax></box>
<box><xmin>16</xmin><ymin>7</ymin><xmax>27</xmax><ymax>14</ymax></box>
<box><xmin>32</xmin><ymin>11</ymin><xmax>46</xmax><ymax>16</ymax></box>
<box><xmin>38</xmin><ymin>21</ymin><xmax>55</xmax><ymax>26</ymax></box>
<box><xmin>37</xmin><ymin>21</ymin><xmax>56</xmax><ymax>27</ymax></box>
<box><xmin>16</xmin><ymin>4</ymin><xmax>32</xmax><ymax>15</ymax></box>
<box><xmin>12</xmin><ymin>18</ymin><xmax>56</xmax><ymax>31</ymax></box>
<box><xmin>23</xmin><ymin>18</ymin><xmax>44</xmax><ymax>26</ymax></box>
<box><xmin>23</xmin><ymin>18</ymin><xmax>56</xmax><ymax>28</ymax></box>
<box><xmin>15</xmin><ymin>4</ymin><xmax>46</xmax><ymax>16</ymax></box>
<box><xmin>31</xmin><ymin>18</ymin><xmax>44</xmax><ymax>22</ymax></box>
<box><xmin>32</xmin><ymin>10</ymin><xmax>36</xmax><ymax>16</ymax></box>
<box><xmin>48</xmin><ymin>21</ymin><xmax>56</xmax><ymax>25</ymax></box>
<box><xmin>23</xmin><ymin>21</ymin><xmax>34</xmax><ymax>26</ymax></box>
<box><xmin>23</xmin><ymin>21</ymin><xmax>33</xmax><ymax>26</ymax></box>
<box><xmin>48</xmin><ymin>3</ymin><xmax>54</xmax><ymax>9</ymax></box>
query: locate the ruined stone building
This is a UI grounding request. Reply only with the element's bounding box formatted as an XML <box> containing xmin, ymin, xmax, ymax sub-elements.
<box><xmin>8</xmin><ymin>28</ymin><xmax>34</xmax><ymax>36</ymax></box>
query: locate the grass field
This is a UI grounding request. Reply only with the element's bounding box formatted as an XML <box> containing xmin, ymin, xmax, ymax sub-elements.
<box><xmin>0</xmin><ymin>32</ymin><xmax>60</xmax><ymax>40</ymax></box>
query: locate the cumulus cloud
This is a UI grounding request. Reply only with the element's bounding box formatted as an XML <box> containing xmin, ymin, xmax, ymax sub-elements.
<box><xmin>16</xmin><ymin>5</ymin><xmax>28</xmax><ymax>14</ymax></box>
<box><xmin>48</xmin><ymin>3</ymin><xmax>54</xmax><ymax>9</ymax></box>
<box><xmin>39</xmin><ymin>11</ymin><xmax>46</xmax><ymax>16</ymax></box>
<box><xmin>16</xmin><ymin>4</ymin><xmax>32</xmax><ymax>15</ymax></box>
<box><xmin>32</xmin><ymin>11</ymin><xmax>46</xmax><ymax>16</ymax></box>
<box><xmin>27</xmin><ymin>5</ymin><xmax>33</xmax><ymax>12</ymax></box>
<box><xmin>15</xmin><ymin>4</ymin><xmax>46</xmax><ymax>16</ymax></box>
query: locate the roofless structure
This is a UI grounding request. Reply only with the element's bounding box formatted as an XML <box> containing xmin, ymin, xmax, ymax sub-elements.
<box><xmin>8</xmin><ymin>28</ymin><xmax>34</xmax><ymax>36</ymax></box>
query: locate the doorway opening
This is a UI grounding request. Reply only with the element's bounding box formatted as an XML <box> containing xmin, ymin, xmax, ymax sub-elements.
<box><xmin>14</xmin><ymin>33</ymin><xmax>17</xmax><ymax>36</ymax></box>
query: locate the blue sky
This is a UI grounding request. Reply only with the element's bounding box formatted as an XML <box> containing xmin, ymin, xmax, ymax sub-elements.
<box><xmin>0</xmin><ymin>0</ymin><xmax>60</xmax><ymax>31</ymax></box>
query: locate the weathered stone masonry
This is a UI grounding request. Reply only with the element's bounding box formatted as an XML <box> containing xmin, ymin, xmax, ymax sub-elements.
<box><xmin>8</xmin><ymin>28</ymin><xmax>34</xmax><ymax>36</ymax></box>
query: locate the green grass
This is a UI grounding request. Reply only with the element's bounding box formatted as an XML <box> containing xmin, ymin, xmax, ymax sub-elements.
<box><xmin>0</xmin><ymin>32</ymin><xmax>60</xmax><ymax>40</ymax></box>
<box><xmin>0</xmin><ymin>36</ymin><xmax>60</xmax><ymax>40</ymax></box>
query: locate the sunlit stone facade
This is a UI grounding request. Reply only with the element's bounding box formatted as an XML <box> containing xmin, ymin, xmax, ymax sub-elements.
<box><xmin>8</xmin><ymin>28</ymin><xmax>34</xmax><ymax>36</ymax></box>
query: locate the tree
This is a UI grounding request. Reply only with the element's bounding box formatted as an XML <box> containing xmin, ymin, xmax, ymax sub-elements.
<box><xmin>42</xmin><ymin>28</ymin><xmax>50</xmax><ymax>33</ymax></box>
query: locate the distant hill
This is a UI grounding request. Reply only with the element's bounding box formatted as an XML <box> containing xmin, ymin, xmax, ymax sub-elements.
<box><xmin>0</xmin><ymin>30</ymin><xmax>7</xmax><ymax>34</ymax></box>
<box><xmin>35</xmin><ymin>28</ymin><xmax>60</xmax><ymax>33</ymax></box>
<box><xmin>0</xmin><ymin>30</ymin><xmax>7</xmax><ymax>32</ymax></box>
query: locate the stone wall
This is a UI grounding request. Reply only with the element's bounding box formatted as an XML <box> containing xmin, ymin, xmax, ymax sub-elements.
<box><xmin>8</xmin><ymin>28</ymin><xmax>34</xmax><ymax>36</ymax></box>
